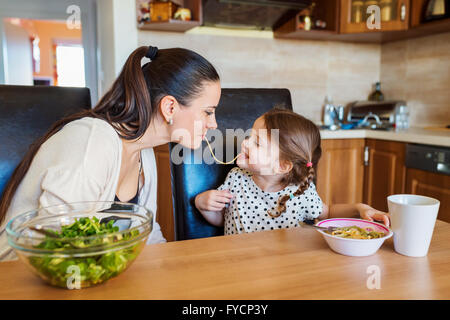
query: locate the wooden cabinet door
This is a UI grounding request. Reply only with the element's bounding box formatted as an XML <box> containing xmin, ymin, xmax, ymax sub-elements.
<box><xmin>316</xmin><ymin>139</ymin><xmax>365</xmax><ymax>205</ymax></box>
<box><xmin>154</xmin><ymin>144</ymin><xmax>175</xmax><ymax>242</ymax></box>
<box><xmin>406</xmin><ymin>168</ymin><xmax>450</xmax><ymax>223</ymax></box>
<box><xmin>363</xmin><ymin>139</ymin><xmax>406</xmax><ymax>212</ymax></box>
<box><xmin>340</xmin><ymin>0</ymin><xmax>410</xmax><ymax>34</ymax></box>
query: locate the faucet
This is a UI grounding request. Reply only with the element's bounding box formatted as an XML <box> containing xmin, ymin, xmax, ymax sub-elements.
<box><xmin>359</xmin><ymin>112</ymin><xmax>382</xmax><ymax>128</ymax></box>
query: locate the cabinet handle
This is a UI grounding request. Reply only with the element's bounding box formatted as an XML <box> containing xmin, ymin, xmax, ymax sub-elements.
<box><xmin>400</xmin><ymin>2</ymin><xmax>406</xmax><ymax>21</ymax></box>
<box><xmin>364</xmin><ymin>146</ymin><xmax>370</xmax><ymax>166</ymax></box>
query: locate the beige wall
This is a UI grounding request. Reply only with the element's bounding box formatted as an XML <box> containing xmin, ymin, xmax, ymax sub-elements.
<box><xmin>138</xmin><ymin>29</ymin><xmax>449</xmax><ymax>127</ymax></box>
<box><xmin>138</xmin><ymin>30</ymin><xmax>381</xmax><ymax>123</ymax></box>
<box><xmin>97</xmin><ymin>0</ymin><xmax>138</xmax><ymax>94</ymax></box>
<box><xmin>380</xmin><ymin>31</ymin><xmax>450</xmax><ymax>127</ymax></box>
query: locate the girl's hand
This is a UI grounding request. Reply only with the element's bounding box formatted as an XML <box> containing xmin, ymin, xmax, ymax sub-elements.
<box><xmin>195</xmin><ymin>190</ymin><xmax>233</xmax><ymax>212</ymax></box>
<box><xmin>357</xmin><ymin>204</ymin><xmax>390</xmax><ymax>227</ymax></box>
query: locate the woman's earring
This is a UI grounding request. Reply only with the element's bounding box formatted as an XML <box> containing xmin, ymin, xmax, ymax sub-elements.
<box><xmin>168</xmin><ymin>118</ymin><xmax>173</xmax><ymax>125</ymax></box>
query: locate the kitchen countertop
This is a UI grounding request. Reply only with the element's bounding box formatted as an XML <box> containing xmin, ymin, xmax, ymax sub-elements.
<box><xmin>320</xmin><ymin>127</ymin><xmax>450</xmax><ymax>147</ymax></box>
<box><xmin>0</xmin><ymin>220</ymin><xmax>449</xmax><ymax>299</ymax></box>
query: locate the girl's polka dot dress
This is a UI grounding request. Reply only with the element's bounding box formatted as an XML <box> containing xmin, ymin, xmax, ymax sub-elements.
<box><xmin>218</xmin><ymin>167</ymin><xmax>323</xmax><ymax>235</ymax></box>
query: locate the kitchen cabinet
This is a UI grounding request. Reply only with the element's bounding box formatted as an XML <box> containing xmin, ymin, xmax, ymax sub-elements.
<box><xmin>316</xmin><ymin>139</ymin><xmax>365</xmax><ymax>205</ymax></box>
<box><xmin>340</xmin><ymin>0</ymin><xmax>410</xmax><ymax>34</ymax></box>
<box><xmin>134</xmin><ymin>0</ymin><xmax>450</xmax><ymax>43</ymax></box>
<box><xmin>406</xmin><ymin>168</ymin><xmax>450</xmax><ymax>223</ymax></box>
<box><xmin>363</xmin><ymin>139</ymin><xmax>406</xmax><ymax>212</ymax></box>
<box><xmin>137</xmin><ymin>0</ymin><xmax>202</xmax><ymax>32</ymax></box>
<box><xmin>274</xmin><ymin>0</ymin><xmax>341</xmax><ymax>41</ymax></box>
<box><xmin>154</xmin><ymin>144</ymin><xmax>175</xmax><ymax>242</ymax></box>
<box><xmin>274</xmin><ymin>0</ymin><xmax>450</xmax><ymax>43</ymax></box>
<box><xmin>316</xmin><ymin>138</ymin><xmax>407</xmax><ymax>210</ymax></box>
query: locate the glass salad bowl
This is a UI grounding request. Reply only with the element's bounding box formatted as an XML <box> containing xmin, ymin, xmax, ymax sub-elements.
<box><xmin>6</xmin><ymin>201</ymin><xmax>153</xmax><ymax>289</ymax></box>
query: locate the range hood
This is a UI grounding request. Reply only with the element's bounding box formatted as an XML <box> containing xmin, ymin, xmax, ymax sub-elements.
<box><xmin>202</xmin><ymin>0</ymin><xmax>312</xmax><ymax>30</ymax></box>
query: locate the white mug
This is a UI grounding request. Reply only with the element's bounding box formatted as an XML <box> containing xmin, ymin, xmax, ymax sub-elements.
<box><xmin>388</xmin><ymin>194</ymin><xmax>440</xmax><ymax>257</ymax></box>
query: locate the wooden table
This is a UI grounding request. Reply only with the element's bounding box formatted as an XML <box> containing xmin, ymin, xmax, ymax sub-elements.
<box><xmin>0</xmin><ymin>220</ymin><xmax>449</xmax><ymax>300</ymax></box>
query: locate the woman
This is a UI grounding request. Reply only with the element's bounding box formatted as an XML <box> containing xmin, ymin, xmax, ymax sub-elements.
<box><xmin>0</xmin><ymin>46</ymin><xmax>221</xmax><ymax>261</ymax></box>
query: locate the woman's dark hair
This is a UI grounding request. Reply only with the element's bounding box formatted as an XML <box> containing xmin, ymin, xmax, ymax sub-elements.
<box><xmin>263</xmin><ymin>108</ymin><xmax>322</xmax><ymax>218</ymax></box>
<box><xmin>0</xmin><ymin>46</ymin><xmax>220</xmax><ymax>224</ymax></box>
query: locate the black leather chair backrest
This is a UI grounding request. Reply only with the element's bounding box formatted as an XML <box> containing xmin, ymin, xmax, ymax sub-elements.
<box><xmin>170</xmin><ymin>88</ymin><xmax>293</xmax><ymax>241</ymax></box>
<box><xmin>0</xmin><ymin>85</ymin><xmax>91</xmax><ymax>197</ymax></box>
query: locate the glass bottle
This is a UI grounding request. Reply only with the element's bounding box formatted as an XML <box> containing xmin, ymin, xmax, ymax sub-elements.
<box><xmin>368</xmin><ymin>82</ymin><xmax>384</xmax><ymax>101</ymax></box>
<box><xmin>298</xmin><ymin>2</ymin><xmax>315</xmax><ymax>31</ymax></box>
<box><xmin>380</xmin><ymin>0</ymin><xmax>393</xmax><ymax>21</ymax></box>
<box><xmin>352</xmin><ymin>1</ymin><xmax>364</xmax><ymax>23</ymax></box>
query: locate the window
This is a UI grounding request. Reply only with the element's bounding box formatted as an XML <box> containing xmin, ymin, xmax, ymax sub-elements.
<box><xmin>55</xmin><ymin>45</ymin><xmax>85</xmax><ymax>87</ymax></box>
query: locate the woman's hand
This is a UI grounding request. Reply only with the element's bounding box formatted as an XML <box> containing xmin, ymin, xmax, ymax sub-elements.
<box><xmin>195</xmin><ymin>190</ymin><xmax>233</xmax><ymax>212</ymax></box>
<box><xmin>357</xmin><ymin>203</ymin><xmax>390</xmax><ymax>227</ymax></box>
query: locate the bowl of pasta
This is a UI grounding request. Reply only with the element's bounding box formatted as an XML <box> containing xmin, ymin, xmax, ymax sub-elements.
<box><xmin>316</xmin><ymin>218</ymin><xmax>393</xmax><ymax>257</ymax></box>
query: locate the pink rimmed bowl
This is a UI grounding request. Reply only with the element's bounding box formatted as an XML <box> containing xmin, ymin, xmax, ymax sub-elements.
<box><xmin>316</xmin><ymin>218</ymin><xmax>393</xmax><ymax>257</ymax></box>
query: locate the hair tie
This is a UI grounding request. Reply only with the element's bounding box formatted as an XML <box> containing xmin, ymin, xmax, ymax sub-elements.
<box><xmin>306</xmin><ymin>162</ymin><xmax>313</xmax><ymax>168</ymax></box>
<box><xmin>145</xmin><ymin>46</ymin><xmax>158</xmax><ymax>60</ymax></box>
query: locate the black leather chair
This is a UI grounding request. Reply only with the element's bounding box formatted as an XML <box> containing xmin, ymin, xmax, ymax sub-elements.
<box><xmin>0</xmin><ymin>85</ymin><xmax>91</xmax><ymax>198</ymax></box>
<box><xmin>170</xmin><ymin>88</ymin><xmax>293</xmax><ymax>241</ymax></box>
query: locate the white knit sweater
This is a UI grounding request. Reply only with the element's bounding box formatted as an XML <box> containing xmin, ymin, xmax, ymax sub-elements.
<box><xmin>0</xmin><ymin>117</ymin><xmax>166</xmax><ymax>261</ymax></box>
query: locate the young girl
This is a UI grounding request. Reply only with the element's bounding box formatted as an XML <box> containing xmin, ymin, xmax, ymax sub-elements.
<box><xmin>195</xmin><ymin>108</ymin><xmax>389</xmax><ymax>235</ymax></box>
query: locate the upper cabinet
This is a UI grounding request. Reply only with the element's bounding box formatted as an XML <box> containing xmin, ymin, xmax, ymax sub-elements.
<box><xmin>137</xmin><ymin>0</ymin><xmax>450</xmax><ymax>43</ymax></box>
<box><xmin>137</xmin><ymin>0</ymin><xmax>203</xmax><ymax>32</ymax></box>
<box><xmin>274</xmin><ymin>0</ymin><xmax>450</xmax><ymax>43</ymax></box>
<box><xmin>340</xmin><ymin>0</ymin><xmax>410</xmax><ymax>33</ymax></box>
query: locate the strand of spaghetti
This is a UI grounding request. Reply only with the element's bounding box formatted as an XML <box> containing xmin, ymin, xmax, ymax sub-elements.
<box><xmin>205</xmin><ymin>137</ymin><xmax>239</xmax><ymax>165</ymax></box>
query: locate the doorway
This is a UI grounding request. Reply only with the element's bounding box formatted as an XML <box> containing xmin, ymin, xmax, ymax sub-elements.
<box><xmin>0</xmin><ymin>0</ymin><xmax>98</xmax><ymax>102</ymax></box>
<box><xmin>3</xmin><ymin>18</ymin><xmax>86</xmax><ymax>88</ymax></box>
